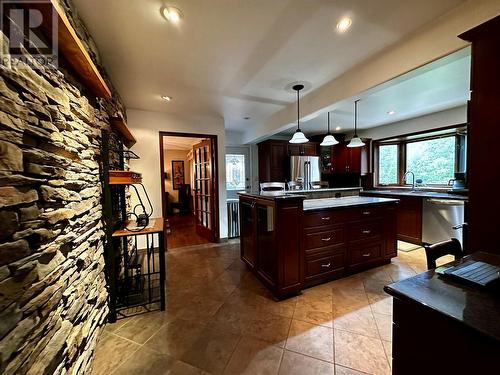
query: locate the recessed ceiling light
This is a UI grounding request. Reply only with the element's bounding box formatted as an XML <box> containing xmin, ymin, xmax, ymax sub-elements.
<box><xmin>335</xmin><ymin>126</ymin><xmax>341</xmax><ymax>131</ymax></box>
<box><xmin>336</xmin><ymin>17</ymin><xmax>352</xmax><ymax>33</ymax></box>
<box><xmin>161</xmin><ymin>95</ymin><xmax>172</xmax><ymax>101</ymax></box>
<box><xmin>161</xmin><ymin>6</ymin><xmax>183</xmax><ymax>24</ymax></box>
<box><xmin>387</xmin><ymin>110</ymin><xmax>396</xmax><ymax>115</ymax></box>
<box><xmin>244</xmin><ymin>117</ymin><xmax>250</xmax><ymax>120</ymax></box>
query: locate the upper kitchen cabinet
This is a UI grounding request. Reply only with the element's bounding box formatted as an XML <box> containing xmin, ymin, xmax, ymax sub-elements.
<box><xmin>459</xmin><ymin>15</ymin><xmax>500</xmax><ymax>255</ymax></box>
<box><xmin>330</xmin><ymin>139</ymin><xmax>370</xmax><ymax>174</ymax></box>
<box><xmin>288</xmin><ymin>142</ymin><xmax>319</xmax><ymax>156</ymax></box>
<box><xmin>258</xmin><ymin>140</ymin><xmax>288</xmax><ymax>183</ymax></box>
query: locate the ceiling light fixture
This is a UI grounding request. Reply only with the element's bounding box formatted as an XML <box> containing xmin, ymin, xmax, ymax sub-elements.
<box><xmin>289</xmin><ymin>84</ymin><xmax>308</xmax><ymax>144</ymax></box>
<box><xmin>336</xmin><ymin>17</ymin><xmax>352</xmax><ymax>33</ymax></box>
<box><xmin>161</xmin><ymin>6</ymin><xmax>183</xmax><ymax>24</ymax></box>
<box><xmin>335</xmin><ymin>126</ymin><xmax>341</xmax><ymax>131</ymax></box>
<box><xmin>347</xmin><ymin>99</ymin><xmax>365</xmax><ymax>148</ymax></box>
<box><xmin>161</xmin><ymin>95</ymin><xmax>172</xmax><ymax>101</ymax></box>
<box><xmin>320</xmin><ymin>112</ymin><xmax>339</xmax><ymax>147</ymax></box>
<box><xmin>387</xmin><ymin>110</ymin><xmax>396</xmax><ymax>115</ymax></box>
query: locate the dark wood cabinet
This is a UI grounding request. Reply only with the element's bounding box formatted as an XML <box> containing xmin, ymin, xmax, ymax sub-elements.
<box><xmin>384</xmin><ymin>204</ymin><xmax>398</xmax><ymax>257</ymax></box>
<box><xmin>385</xmin><ymin>252</ymin><xmax>500</xmax><ymax>374</ymax></box>
<box><xmin>459</xmin><ymin>16</ymin><xmax>500</xmax><ymax>255</ymax></box>
<box><xmin>258</xmin><ymin>140</ymin><xmax>320</xmax><ymax>183</ymax></box>
<box><xmin>396</xmin><ymin>196</ymin><xmax>422</xmax><ymax>244</ymax></box>
<box><xmin>258</xmin><ymin>137</ymin><xmax>370</xmax><ymax>183</ymax></box>
<box><xmin>303</xmin><ymin>142</ymin><xmax>319</xmax><ymax>156</ymax></box>
<box><xmin>258</xmin><ymin>140</ymin><xmax>288</xmax><ymax>183</ymax></box>
<box><xmin>330</xmin><ymin>140</ymin><xmax>367</xmax><ymax>174</ymax></box>
<box><xmin>239</xmin><ymin>194</ymin><xmax>303</xmax><ymax>298</ymax></box>
<box><xmin>287</xmin><ymin>142</ymin><xmax>319</xmax><ymax>156</ymax></box>
<box><xmin>360</xmin><ymin>192</ymin><xmax>422</xmax><ymax>244</ymax></box>
<box><xmin>302</xmin><ymin>204</ymin><xmax>397</xmax><ymax>286</ymax></box>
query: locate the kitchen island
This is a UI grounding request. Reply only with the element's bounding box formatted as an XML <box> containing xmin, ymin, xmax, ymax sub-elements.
<box><xmin>239</xmin><ymin>192</ymin><xmax>399</xmax><ymax>298</ymax></box>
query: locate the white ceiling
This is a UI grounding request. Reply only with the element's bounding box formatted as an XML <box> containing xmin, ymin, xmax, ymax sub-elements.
<box><xmin>162</xmin><ymin>136</ymin><xmax>203</xmax><ymax>150</ymax></box>
<box><xmin>277</xmin><ymin>47</ymin><xmax>471</xmax><ymax>137</ymax></box>
<box><xmin>73</xmin><ymin>0</ymin><xmax>465</xmax><ymax>132</ymax></box>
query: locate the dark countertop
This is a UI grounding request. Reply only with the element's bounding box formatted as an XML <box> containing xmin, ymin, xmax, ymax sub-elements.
<box><xmin>286</xmin><ymin>187</ymin><xmax>362</xmax><ymax>194</ymax></box>
<box><xmin>384</xmin><ymin>252</ymin><xmax>500</xmax><ymax>342</ymax></box>
<box><xmin>303</xmin><ymin>196</ymin><xmax>399</xmax><ymax>211</ymax></box>
<box><xmin>238</xmin><ymin>191</ymin><xmax>306</xmax><ymax>201</ymax></box>
<box><xmin>361</xmin><ymin>188</ymin><xmax>468</xmax><ymax>201</ymax></box>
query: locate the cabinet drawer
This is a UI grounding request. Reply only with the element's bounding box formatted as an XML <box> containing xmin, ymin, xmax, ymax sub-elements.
<box><xmin>352</xmin><ymin>206</ymin><xmax>385</xmax><ymax>221</ymax></box>
<box><xmin>303</xmin><ymin>210</ymin><xmax>352</xmax><ymax>228</ymax></box>
<box><xmin>349</xmin><ymin>220</ymin><xmax>383</xmax><ymax>241</ymax></box>
<box><xmin>305</xmin><ymin>244</ymin><xmax>345</xmax><ymax>259</ymax></box>
<box><xmin>304</xmin><ymin>226</ymin><xmax>345</xmax><ymax>250</ymax></box>
<box><xmin>349</xmin><ymin>242</ymin><xmax>382</xmax><ymax>266</ymax></box>
<box><xmin>306</xmin><ymin>252</ymin><xmax>345</xmax><ymax>278</ymax></box>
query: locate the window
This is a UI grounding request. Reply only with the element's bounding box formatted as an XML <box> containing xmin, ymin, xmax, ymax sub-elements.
<box><xmin>375</xmin><ymin>127</ymin><xmax>466</xmax><ymax>187</ymax></box>
<box><xmin>378</xmin><ymin>144</ymin><xmax>398</xmax><ymax>185</ymax></box>
<box><xmin>406</xmin><ymin>137</ymin><xmax>455</xmax><ymax>185</ymax></box>
<box><xmin>226</xmin><ymin>154</ymin><xmax>246</xmax><ymax>190</ymax></box>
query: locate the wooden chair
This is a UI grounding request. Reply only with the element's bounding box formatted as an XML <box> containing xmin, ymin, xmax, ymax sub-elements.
<box><xmin>424</xmin><ymin>238</ymin><xmax>463</xmax><ymax>270</ymax></box>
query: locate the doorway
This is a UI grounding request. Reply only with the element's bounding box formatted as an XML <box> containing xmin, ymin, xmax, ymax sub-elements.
<box><xmin>159</xmin><ymin>132</ymin><xmax>220</xmax><ymax>249</ymax></box>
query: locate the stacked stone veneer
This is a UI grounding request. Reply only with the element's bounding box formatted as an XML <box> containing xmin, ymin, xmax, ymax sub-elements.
<box><xmin>0</xmin><ymin>1</ymin><xmax>124</xmax><ymax>374</ymax></box>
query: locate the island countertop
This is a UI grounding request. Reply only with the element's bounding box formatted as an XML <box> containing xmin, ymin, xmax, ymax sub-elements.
<box><xmin>303</xmin><ymin>196</ymin><xmax>399</xmax><ymax>211</ymax></box>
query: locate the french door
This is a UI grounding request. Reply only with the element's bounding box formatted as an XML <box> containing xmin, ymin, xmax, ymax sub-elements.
<box><xmin>193</xmin><ymin>139</ymin><xmax>216</xmax><ymax>241</ymax></box>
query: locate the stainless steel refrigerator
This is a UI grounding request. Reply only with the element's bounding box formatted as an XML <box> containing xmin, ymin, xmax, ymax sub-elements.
<box><xmin>290</xmin><ymin>156</ymin><xmax>321</xmax><ymax>189</ymax></box>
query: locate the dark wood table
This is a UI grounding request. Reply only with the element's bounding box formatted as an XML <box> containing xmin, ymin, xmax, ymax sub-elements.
<box><xmin>384</xmin><ymin>252</ymin><xmax>500</xmax><ymax>374</ymax></box>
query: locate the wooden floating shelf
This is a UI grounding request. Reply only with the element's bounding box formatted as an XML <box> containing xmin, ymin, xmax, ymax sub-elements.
<box><xmin>109</xmin><ymin>170</ymin><xmax>142</xmax><ymax>185</ymax></box>
<box><xmin>110</xmin><ymin>116</ymin><xmax>137</xmax><ymax>148</ymax></box>
<box><xmin>28</xmin><ymin>0</ymin><xmax>112</xmax><ymax>98</ymax></box>
<box><xmin>112</xmin><ymin>218</ymin><xmax>164</xmax><ymax>237</ymax></box>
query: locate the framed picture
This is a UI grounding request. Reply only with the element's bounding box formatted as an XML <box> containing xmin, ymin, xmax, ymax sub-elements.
<box><xmin>171</xmin><ymin>160</ymin><xmax>185</xmax><ymax>190</ymax></box>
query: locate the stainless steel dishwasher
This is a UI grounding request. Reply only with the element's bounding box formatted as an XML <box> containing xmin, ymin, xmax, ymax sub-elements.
<box><xmin>422</xmin><ymin>198</ymin><xmax>465</xmax><ymax>245</ymax></box>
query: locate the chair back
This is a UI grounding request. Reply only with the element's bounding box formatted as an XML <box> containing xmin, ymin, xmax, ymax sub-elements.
<box><xmin>287</xmin><ymin>181</ymin><xmax>303</xmax><ymax>190</ymax></box>
<box><xmin>260</xmin><ymin>182</ymin><xmax>285</xmax><ymax>192</ymax></box>
<box><xmin>424</xmin><ymin>238</ymin><xmax>463</xmax><ymax>270</ymax></box>
<box><xmin>178</xmin><ymin>184</ymin><xmax>190</xmax><ymax>202</ymax></box>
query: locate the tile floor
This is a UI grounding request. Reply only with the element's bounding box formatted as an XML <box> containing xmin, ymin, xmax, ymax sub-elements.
<box><xmin>92</xmin><ymin>241</ymin><xmax>451</xmax><ymax>375</ymax></box>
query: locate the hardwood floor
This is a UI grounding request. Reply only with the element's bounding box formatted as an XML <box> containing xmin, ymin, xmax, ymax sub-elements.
<box><xmin>166</xmin><ymin>214</ymin><xmax>211</xmax><ymax>250</ymax></box>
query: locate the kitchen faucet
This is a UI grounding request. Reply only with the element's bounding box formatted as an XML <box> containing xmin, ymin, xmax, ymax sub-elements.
<box><xmin>404</xmin><ymin>171</ymin><xmax>416</xmax><ymax>190</ymax></box>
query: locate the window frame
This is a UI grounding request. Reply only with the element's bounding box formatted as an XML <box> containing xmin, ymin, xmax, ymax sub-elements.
<box><xmin>374</xmin><ymin>125</ymin><xmax>466</xmax><ymax>188</ymax></box>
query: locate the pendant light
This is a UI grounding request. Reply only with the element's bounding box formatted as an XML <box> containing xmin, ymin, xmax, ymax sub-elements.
<box><xmin>347</xmin><ymin>99</ymin><xmax>365</xmax><ymax>148</ymax></box>
<box><xmin>289</xmin><ymin>84</ymin><xmax>308</xmax><ymax>144</ymax></box>
<box><xmin>320</xmin><ymin>111</ymin><xmax>339</xmax><ymax>146</ymax></box>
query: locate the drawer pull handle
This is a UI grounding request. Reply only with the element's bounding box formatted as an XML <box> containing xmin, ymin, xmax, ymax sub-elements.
<box><xmin>321</xmin><ymin>217</ymin><xmax>330</xmax><ymax>220</ymax></box>
<box><xmin>362</xmin><ymin>253</ymin><xmax>371</xmax><ymax>257</ymax></box>
<box><xmin>362</xmin><ymin>211</ymin><xmax>371</xmax><ymax>215</ymax></box>
<box><xmin>362</xmin><ymin>230</ymin><xmax>371</xmax><ymax>234</ymax></box>
<box><xmin>321</xmin><ymin>263</ymin><xmax>331</xmax><ymax>268</ymax></box>
<box><xmin>321</xmin><ymin>237</ymin><xmax>331</xmax><ymax>241</ymax></box>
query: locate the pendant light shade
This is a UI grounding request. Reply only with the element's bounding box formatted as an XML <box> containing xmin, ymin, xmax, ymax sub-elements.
<box><xmin>289</xmin><ymin>84</ymin><xmax>308</xmax><ymax>144</ymax></box>
<box><xmin>347</xmin><ymin>99</ymin><xmax>365</xmax><ymax>148</ymax></box>
<box><xmin>290</xmin><ymin>130</ymin><xmax>309</xmax><ymax>143</ymax></box>
<box><xmin>346</xmin><ymin>137</ymin><xmax>365</xmax><ymax>148</ymax></box>
<box><xmin>320</xmin><ymin>112</ymin><xmax>339</xmax><ymax>146</ymax></box>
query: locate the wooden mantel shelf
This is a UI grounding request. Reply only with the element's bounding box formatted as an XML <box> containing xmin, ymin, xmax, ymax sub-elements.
<box><xmin>28</xmin><ymin>0</ymin><xmax>112</xmax><ymax>98</ymax></box>
<box><xmin>110</xmin><ymin>116</ymin><xmax>137</xmax><ymax>148</ymax></box>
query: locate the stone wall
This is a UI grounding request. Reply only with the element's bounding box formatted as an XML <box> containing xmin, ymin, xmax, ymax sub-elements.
<box><xmin>0</xmin><ymin>1</ymin><xmax>123</xmax><ymax>374</ymax></box>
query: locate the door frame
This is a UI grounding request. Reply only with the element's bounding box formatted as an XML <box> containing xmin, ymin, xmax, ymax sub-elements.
<box><xmin>159</xmin><ymin>131</ymin><xmax>220</xmax><ymax>245</ymax></box>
